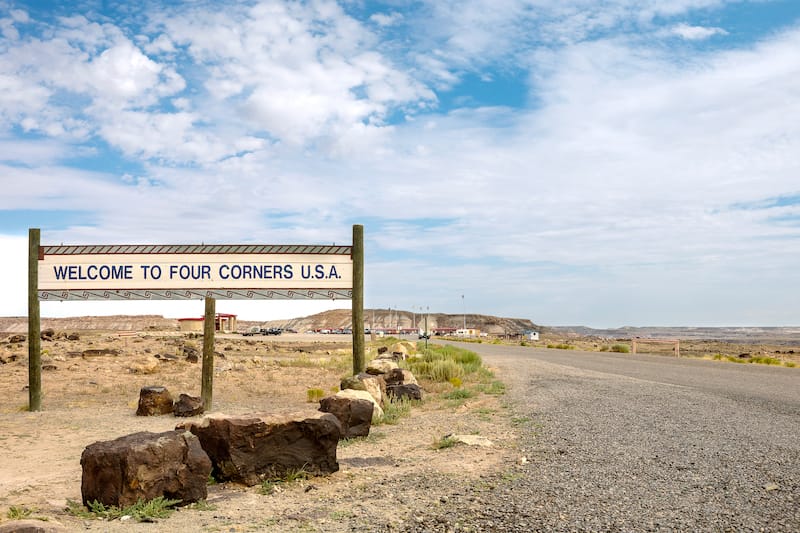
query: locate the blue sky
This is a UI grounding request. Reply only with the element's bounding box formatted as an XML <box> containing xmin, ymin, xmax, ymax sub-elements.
<box><xmin>1</xmin><ymin>0</ymin><xmax>799</xmax><ymax>326</ymax></box>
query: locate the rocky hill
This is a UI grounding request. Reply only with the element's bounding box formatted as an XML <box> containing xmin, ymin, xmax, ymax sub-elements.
<box><xmin>0</xmin><ymin>310</ymin><xmax>538</xmax><ymax>335</ymax></box>
<box><xmin>0</xmin><ymin>315</ymin><xmax>178</xmax><ymax>333</ymax></box>
<box><xmin>258</xmin><ymin>309</ymin><xmax>538</xmax><ymax>334</ymax></box>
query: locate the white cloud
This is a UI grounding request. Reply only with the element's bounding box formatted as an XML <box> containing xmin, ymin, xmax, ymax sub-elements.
<box><xmin>670</xmin><ymin>23</ymin><xmax>728</xmax><ymax>40</ymax></box>
<box><xmin>1</xmin><ymin>2</ymin><xmax>799</xmax><ymax>326</ymax></box>
<box><xmin>370</xmin><ymin>12</ymin><xmax>403</xmax><ymax>27</ymax></box>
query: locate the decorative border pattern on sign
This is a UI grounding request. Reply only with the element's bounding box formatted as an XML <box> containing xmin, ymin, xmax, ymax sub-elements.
<box><xmin>40</xmin><ymin>244</ymin><xmax>352</xmax><ymax>255</ymax></box>
<box><xmin>39</xmin><ymin>288</ymin><xmax>353</xmax><ymax>301</ymax></box>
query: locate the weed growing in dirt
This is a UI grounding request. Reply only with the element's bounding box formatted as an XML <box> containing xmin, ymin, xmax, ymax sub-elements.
<box><xmin>442</xmin><ymin>388</ymin><xmax>474</xmax><ymax>400</ymax></box>
<box><xmin>66</xmin><ymin>496</ymin><xmax>181</xmax><ymax>522</ymax></box>
<box><xmin>339</xmin><ymin>431</ymin><xmax>386</xmax><ymax>448</ymax></box>
<box><xmin>712</xmin><ymin>353</ymin><xmax>794</xmax><ymax>367</ymax></box>
<box><xmin>306</xmin><ymin>388</ymin><xmax>325</xmax><ymax>402</ymax></box>
<box><xmin>610</xmin><ymin>344</ymin><xmax>630</xmax><ymax>353</ymax></box>
<box><xmin>375</xmin><ymin>398</ymin><xmax>418</xmax><ymax>425</ymax></box>
<box><xmin>478</xmin><ymin>380</ymin><xmax>506</xmax><ymax>395</ymax></box>
<box><xmin>258</xmin><ymin>465</ymin><xmax>310</xmax><ymax>495</ymax></box>
<box><xmin>185</xmin><ymin>500</ymin><xmax>216</xmax><ymax>511</ymax></box>
<box><xmin>432</xmin><ymin>435</ymin><xmax>458</xmax><ymax>450</ymax></box>
<box><xmin>406</xmin><ymin>344</ymin><xmax>483</xmax><ymax>381</ymax></box>
<box><xmin>7</xmin><ymin>505</ymin><xmax>33</xmax><ymax>520</ymax></box>
<box><xmin>547</xmin><ymin>343</ymin><xmax>574</xmax><ymax>350</ymax></box>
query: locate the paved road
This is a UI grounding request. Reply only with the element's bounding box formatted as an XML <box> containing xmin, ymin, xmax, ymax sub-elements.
<box><xmin>409</xmin><ymin>343</ymin><xmax>800</xmax><ymax>532</ymax></box>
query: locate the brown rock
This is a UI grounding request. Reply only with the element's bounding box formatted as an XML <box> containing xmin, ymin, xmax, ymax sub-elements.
<box><xmin>384</xmin><ymin>368</ymin><xmax>418</xmax><ymax>386</ymax></box>
<box><xmin>173</xmin><ymin>394</ymin><xmax>204</xmax><ymax>417</ymax></box>
<box><xmin>386</xmin><ymin>383</ymin><xmax>422</xmax><ymax>402</ymax></box>
<box><xmin>136</xmin><ymin>385</ymin><xmax>174</xmax><ymax>416</ymax></box>
<box><xmin>0</xmin><ymin>520</ymin><xmax>66</xmax><ymax>532</ymax></box>
<box><xmin>7</xmin><ymin>334</ymin><xmax>25</xmax><ymax>344</ymax></box>
<box><xmin>179</xmin><ymin>411</ymin><xmax>342</xmax><ymax>486</ymax></box>
<box><xmin>40</xmin><ymin>329</ymin><xmax>55</xmax><ymax>341</ymax></box>
<box><xmin>80</xmin><ymin>430</ymin><xmax>211</xmax><ymax>508</ymax></box>
<box><xmin>319</xmin><ymin>395</ymin><xmax>374</xmax><ymax>438</ymax></box>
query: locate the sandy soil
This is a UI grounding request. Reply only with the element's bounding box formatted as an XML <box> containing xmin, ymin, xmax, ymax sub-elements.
<box><xmin>0</xmin><ymin>332</ymin><xmax>518</xmax><ymax>532</ymax></box>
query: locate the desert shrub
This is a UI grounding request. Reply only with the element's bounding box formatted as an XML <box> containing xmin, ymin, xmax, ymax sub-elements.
<box><xmin>547</xmin><ymin>343</ymin><xmax>574</xmax><ymax>350</ymax></box>
<box><xmin>432</xmin><ymin>435</ymin><xmax>458</xmax><ymax>450</ymax></box>
<box><xmin>749</xmin><ymin>356</ymin><xmax>782</xmax><ymax>366</ymax></box>
<box><xmin>406</xmin><ymin>344</ymin><xmax>483</xmax><ymax>382</ymax></box>
<box><xmin>442</xmin><ymin>388</ymin><xmax>474</xmax><ymax>400</ymax></box>
<box><xmin>375</xmin><ymin>398</ymin><xmax>417</xmax><ymax>425</ymax></box>
<box><xmin>610</xmin><ymin>344</ymin><xmax>630</xmax><ymax>353</ymax></box>
<box><xmin>67</xmin><ymin>497</ymin><xmax>181</xmax><ymax>522</ymax></box>
<box><xmin>407</xmin><ymin>359</ymin><xmax>462</xmax><ymax>382</ymax></box>
<box><xmin>306</xmin><ymin>388</ymin><xmax>325</xmax><ymax>402</ymax></box>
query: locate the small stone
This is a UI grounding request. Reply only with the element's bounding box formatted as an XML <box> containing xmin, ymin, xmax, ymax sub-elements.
<box><xmin>764</xmin><ymin>483</ymin><xmax>779</xmax><ymax>491</ymax></box>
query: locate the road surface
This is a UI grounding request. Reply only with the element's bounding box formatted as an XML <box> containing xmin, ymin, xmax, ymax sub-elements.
<box><xmin>408</xmin><ymin>343</ymin><xmax>800</xmax><ymax>532</ymax></box>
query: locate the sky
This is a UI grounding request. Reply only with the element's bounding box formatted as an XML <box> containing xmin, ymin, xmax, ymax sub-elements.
<box><xmin>0</xmin><ymin>0</ymin><xmax>798</xmax><ymax>327</ymax></box>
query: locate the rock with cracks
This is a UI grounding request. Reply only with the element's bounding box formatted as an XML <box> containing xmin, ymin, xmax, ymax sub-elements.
<box><xmin>80</xmin><ymin>430</ymin><xmax>211</xmax><ymax>508</ymax></box>
<box><xmin>179</xmin><ymin>411</ymin><xmax>342</xmax><ymax>486</ymax></box>
<box><xmin>387</xmin><ymin>383</ymin><xmax>423</xmax><ymax>402</ymax></box>
<box><xmin>341</xmin><ymin>372</ymin><xmax>387</xmax><ymax>408</ymax></box>
<box><xmin>173</xmin><ymin>393</ymin><xmax>204</xmax><ymax>417</ymax></box>
<box><xmin>319</xmin><ymin>395</ymin><xmax>374</xmax><ymax>438</ymax></box>
<box><xmin>136</xmin><ymin>385</ymin><xmax>174</xmax><ymax>416</ymax></box>
<box><xmin>384</xmin><ymin>368</ymin><xmax>418</xmax><ymax>387</ymax></box>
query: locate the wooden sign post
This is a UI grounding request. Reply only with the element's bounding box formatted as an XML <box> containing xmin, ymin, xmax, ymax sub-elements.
<box><xmin>28</xmin><ymin>226</ymin><xmax>364</xmax><ymax>411</ymax></box>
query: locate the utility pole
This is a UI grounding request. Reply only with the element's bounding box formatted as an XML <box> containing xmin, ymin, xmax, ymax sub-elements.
<box><xmin>462</xmin><ymin>294</ymin><xmax>466</xmax><ymax>334</ymax></box>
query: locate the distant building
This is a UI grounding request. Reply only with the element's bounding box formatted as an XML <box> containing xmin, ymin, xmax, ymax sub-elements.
<box><xmin>178</xmin><ymin>313</ymin><xmax>238</xmax><ymax>333</ymax></box>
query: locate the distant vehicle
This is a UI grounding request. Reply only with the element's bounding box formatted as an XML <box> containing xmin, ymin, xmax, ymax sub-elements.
<box><xmin>418</xmin><ymin>333</ymin><xmax>430</xmax><ymax>339</ymax></box>
<box><xmin>242</xmin><ymin>326</ymin><xmax>261</xmax><ymax>336</ymax></box>
<box><xmin>261</xmin><ymin>327</ymin><xmax>282</xmax><ymax>336</ymax></box>
<box><xmin>285</xmin><ymin>328</ymin><xmax>298</xmax><ymax>333</ymax></box>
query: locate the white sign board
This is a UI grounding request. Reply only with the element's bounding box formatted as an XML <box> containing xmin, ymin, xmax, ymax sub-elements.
<box><xmin>38</xmin><ymin>245</ymin><xmax>353</xmax><ymax>301</ymax></box>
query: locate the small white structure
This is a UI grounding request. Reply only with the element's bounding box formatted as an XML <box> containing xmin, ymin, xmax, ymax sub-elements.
<box><xmin>527</xmin><ymin>331</ymin><xmax>539</xmax><ymax>341</ymax></box>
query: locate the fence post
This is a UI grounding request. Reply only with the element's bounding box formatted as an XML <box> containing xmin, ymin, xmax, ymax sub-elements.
<box><xmin>201</xmin><ymin>296</ymin><xmax>215</xmax><ymax>410</ymax></box>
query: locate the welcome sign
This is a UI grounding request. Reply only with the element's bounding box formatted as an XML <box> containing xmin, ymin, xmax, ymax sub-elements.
<box><xmin>37</xmin><ymin>244</ymin><xmax>353</xmax><ymax>300</ymax></box>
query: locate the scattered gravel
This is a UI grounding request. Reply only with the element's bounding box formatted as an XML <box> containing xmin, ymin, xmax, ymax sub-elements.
<box><xmin>402</xmin><ymin>347</ymin><xmax>800</xmax><ymax>532</ymax></box>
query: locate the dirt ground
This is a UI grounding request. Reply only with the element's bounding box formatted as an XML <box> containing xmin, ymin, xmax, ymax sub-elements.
<box><xmin>0</xmin><ymin>332</ymin><xmax>519</xmax><ymax>532</ymax></box>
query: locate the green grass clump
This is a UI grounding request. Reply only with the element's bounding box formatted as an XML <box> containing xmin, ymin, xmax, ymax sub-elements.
<box><xmin>7</xmin><ymin>505</ymin><xmax>33</xmax><ymax>520</ymax></box>
<box><xmin>406</xmin><ymin>344</ymin><xmax>483</xmax><ymax>382</ymax></box>
<box><xmin>442</xmin><ymin>388</ymin><xmax>475</xmax><ymax>400</ymax></box>
<box><xmin>306</xmin><ymin>388</ymin><xmax>325</xmax><ymax>403</ymax></box>
<box><xmin>749</xmin><ymin>356</ymin><xmax>783</xmax><ymax>366</ymax></box>
<box><xmin>547</xmin><ymin>343</ymin><xmax>574</xmax><ymax>350</ymax></box>
<box><xmin>479</xmin><ymin>380</ymin><xmax>506</xmax><ymax>395</ymax></box>
<box><xmin>432</xmin><ymin>435</ymin><xmax>458</xmax><ymax>450</ymax></box>
<box><xmin>610</xmin><ymin>344</ymin><xmax>630</xmax><ymax>353</ymax></box>
<box><xmin>66</xmin><ymin>496</ymin><xmax>181</xmax><ymax>522</ymax></box>
<box><xmin>259</xmin><ymin>465</ymin><xmax>310</xmax><ymax>495</ymax></box>
<box><xmin>712</xmin><ymin>353</ymin><xmax>794</xmax><ymax>367</ymax></box>
<box><xmin>375</xmin><ymin>398</ymin><xmax>417</xmax><ymax>425</ymax></box>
